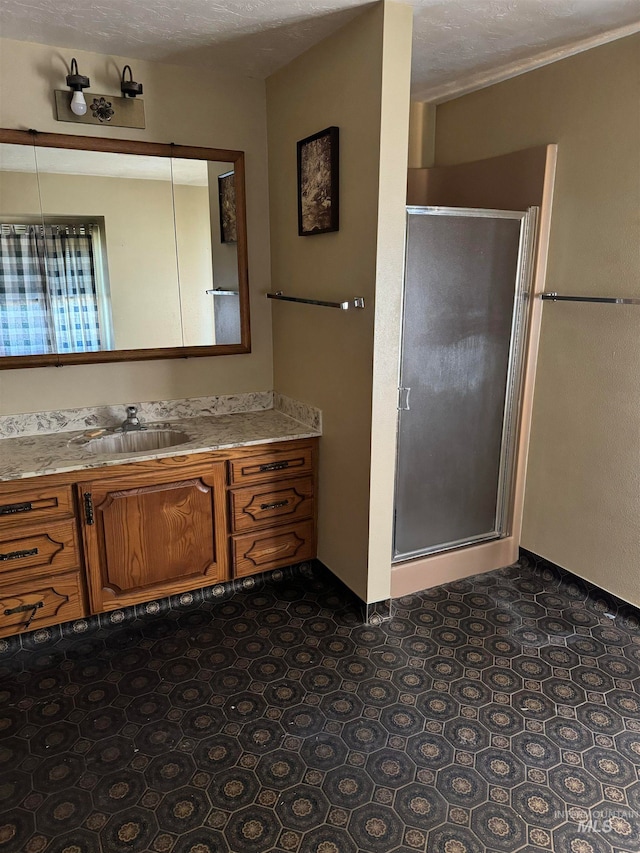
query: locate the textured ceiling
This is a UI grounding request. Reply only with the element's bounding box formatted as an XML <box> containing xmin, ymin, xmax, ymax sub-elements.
<box><xmin>1</xmin><ymin>0</ymin><xmax>638</xmax><ymax>101</ymax></box>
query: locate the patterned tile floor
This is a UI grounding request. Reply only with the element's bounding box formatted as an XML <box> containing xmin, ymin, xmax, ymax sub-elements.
<box><xmin>1</xmin><ymin>555</ymin><xmax>640</xmax><ymax>853</ymax></box>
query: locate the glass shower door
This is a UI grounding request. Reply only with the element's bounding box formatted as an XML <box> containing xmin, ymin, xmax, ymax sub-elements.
<box><xmin>393</xmin><ymin>206</ymin><xmax>535</xmax><ymax>562</ymax></box>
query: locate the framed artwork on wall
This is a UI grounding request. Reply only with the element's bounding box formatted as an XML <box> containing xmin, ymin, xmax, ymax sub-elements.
<box><xmin>297</xmin><ymin>126</ymin><xmax>339</xmax><ymax>236</ymax></box>
<box><xmin>218</xmin><ymin>170</ymin><xmax>237</xmax><ymax>243</ymax></box>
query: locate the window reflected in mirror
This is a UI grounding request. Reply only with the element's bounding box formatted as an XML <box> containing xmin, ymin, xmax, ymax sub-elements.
<box><xmin>0</xmin><ymin>218</ymin><xmax>112</xmax><ymax>356</ymax></box>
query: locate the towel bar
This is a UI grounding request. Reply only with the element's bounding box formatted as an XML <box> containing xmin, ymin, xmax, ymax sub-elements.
<box><xmin>541</xmin><ymin>292</ymin><xmax>640</xmax><ymax>304</ymax></box>
<box><xmin>267</xmin><ymin>291</ymin><xmax>365</xmax><ymax>310</ymax></box>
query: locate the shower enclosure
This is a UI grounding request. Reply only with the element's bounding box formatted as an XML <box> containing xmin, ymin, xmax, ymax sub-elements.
<box><xmin>393</xmin><ymin>206</ymin><xmax>537</xmax><ymax>562</ymax></box>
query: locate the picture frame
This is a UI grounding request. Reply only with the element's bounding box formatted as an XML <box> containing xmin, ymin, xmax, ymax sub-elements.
<box><xmin>218</xmin><ymin>170</ymin><xmax>237</xmax><ymax>243</ymax></box>
<box><xmin>297</xmin><ymin>126</ymin><xmax>339</xmax><ymax>236</ymax></box>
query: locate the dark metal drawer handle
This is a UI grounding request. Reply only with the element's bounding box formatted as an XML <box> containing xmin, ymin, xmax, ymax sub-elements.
<box><xmin>4</xmin><ymin>601</ymin><xmax>43</xmax><ymax>616</ymax></box>
<box><xmin>258</xmin><ymin>461</ymin><xmax>290</xmax><ymax>472</ymax></box>
<box><xmin>4</xmin><ymin>600</ymin><xmax>43</xmax><ymax>630</ymax></box>
<box><xmin>0</xmin><ymin>547</ymin><xmax>38</xmax><ymax>562</ymax></box>
<box><xmin>0</xmin><ymin>501</ymin><xmax>33</xmax><ymax>516</ymax></box>
<box><xmin>259</xmin><ymin>500</ymin><xmax>289</xmax><ymax>511</ymax></box>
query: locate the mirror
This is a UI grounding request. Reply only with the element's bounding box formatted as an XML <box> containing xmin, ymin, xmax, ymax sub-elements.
<box><xmin>174</xmin><ymin>159</ymin><xmax>241</xmax><ymax>348</ymax></box>
<box><xmin>0</xmin><ymin>130</ymin><xmax>250</xmax><ymax>367</ymax></box>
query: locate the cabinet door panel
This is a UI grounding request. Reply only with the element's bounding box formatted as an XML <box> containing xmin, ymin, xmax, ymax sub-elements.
<box><xmin>100</xmin><ymin>479</ymin><xmax>215</xmax><ymax>592</ymax></box>
<box><xmin>79</xmin><ymin>462</ymin><xmax>228</xmax><ymax>612</ymax></box>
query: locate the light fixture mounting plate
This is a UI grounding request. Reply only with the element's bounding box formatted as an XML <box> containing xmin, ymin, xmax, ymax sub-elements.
<box><xmin>54</xmin><ymin>91</ymin><xmax>145</xmax><ymax>128</ymax></box>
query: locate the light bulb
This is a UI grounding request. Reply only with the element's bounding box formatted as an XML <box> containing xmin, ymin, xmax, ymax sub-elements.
<box><xmin>70</xmin><ymin>90</ymin><xmax>87</xmax><ymax>116</ymax></box>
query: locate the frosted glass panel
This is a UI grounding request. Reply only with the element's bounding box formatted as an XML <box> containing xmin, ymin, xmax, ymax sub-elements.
<box><xmin>393</xmin><ymin>209</ymin><xmax>525</xmax><ymax>561</ymax></box>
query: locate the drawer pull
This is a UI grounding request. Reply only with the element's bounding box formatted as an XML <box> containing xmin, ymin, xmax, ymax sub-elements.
<box><xmin>258</xmin><ymin>461</ymin><xmax>290</xmax><ymax>472</ymax></box>
<box><xmin>259</xmin><ymin>499</ymin><xmax>289</xmax><ymax>511</ymax></box>
<box><xmin>4</xmin><ymin>600</ymin><xmax>43</xmax><ymax>616</ymax></box>
<box><xmin>0</xmin><ymin>547</ymin><xmax>38</xmax><ymax>562</ymax></box>
<box><xmin>4</xmin><ymin>600</ymin><xmax>43</xmax><ymax>630</ymax></box>
<box><xmin>0</xmin><ymin>501</ymin><xmax>33</xmax><ymax>516</ymax></box>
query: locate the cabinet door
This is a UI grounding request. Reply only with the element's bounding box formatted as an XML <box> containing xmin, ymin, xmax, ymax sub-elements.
<box><xmin>79</xmin><ymin>462</ymin><xmax>228</xmax><ymax>612</ymax></box>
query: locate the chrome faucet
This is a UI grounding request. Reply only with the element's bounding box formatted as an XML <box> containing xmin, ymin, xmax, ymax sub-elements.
<box><xmin>121</xmin><ymin>405</ymin><xmax>144</xmax><ymax>431</ymax></box>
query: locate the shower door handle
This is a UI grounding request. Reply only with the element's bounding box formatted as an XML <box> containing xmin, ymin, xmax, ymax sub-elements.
<box><xmin>398</xmin><ymin>387</ymin><xmax>411</xmax><ymax>411</ymax></box>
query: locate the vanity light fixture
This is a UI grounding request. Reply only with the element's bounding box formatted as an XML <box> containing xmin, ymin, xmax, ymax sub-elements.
<box><xmin>120</xmin><ymin>65</ymin><xmax>143</xmax><ymax>98</ymax></box>
<box><xmin>55</xmin><ymin>60</ymin><xmax>146</xmax><ymax>129</ymax></box>
<box><xmin>66</xmin><ymin>58</ymin><xmax>90</xmax><ymax>116</ymax></box>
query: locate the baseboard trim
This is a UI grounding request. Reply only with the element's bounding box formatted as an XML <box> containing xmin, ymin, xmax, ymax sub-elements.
<box><xmin>391</xmin><ymin>535</ymin><xmax>519</xmax><ymax>598</ymax></box>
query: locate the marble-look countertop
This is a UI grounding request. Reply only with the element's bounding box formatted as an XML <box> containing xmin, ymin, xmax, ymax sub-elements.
<box><xmin>0</xmin><ymin>410</ymin><xmax>321</xmax><ymax>481</ymax></box>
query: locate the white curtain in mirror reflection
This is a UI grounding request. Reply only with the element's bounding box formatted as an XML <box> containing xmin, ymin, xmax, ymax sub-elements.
<box><xmin>0</xmin><ymin>222</ymin><xmax>112</xmax><ymax>356</ymax></box>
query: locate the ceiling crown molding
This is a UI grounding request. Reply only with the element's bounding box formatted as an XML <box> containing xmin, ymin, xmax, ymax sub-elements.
<box><xmin>413</xmin><ymin>19</ymin><xmax>640</xmax><ymax>104</ymax></box>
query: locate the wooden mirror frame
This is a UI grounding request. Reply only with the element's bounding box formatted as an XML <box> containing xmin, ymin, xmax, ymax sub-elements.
<box><xmin>0</xmin><ymin>129</ymin><xmax>251</xmax><ymax>369</ymax></box>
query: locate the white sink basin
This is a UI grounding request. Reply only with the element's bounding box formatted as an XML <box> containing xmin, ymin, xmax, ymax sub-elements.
<box><xmin>83</xmin><ymin>428</ymin><xmax>191</xmax><ymax>455</ymax></box>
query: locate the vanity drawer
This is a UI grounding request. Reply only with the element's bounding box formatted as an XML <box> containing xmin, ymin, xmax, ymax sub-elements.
<box><xmin>230</xmin><ymin>477</ymin><xmax>314</xmax><ymax>533</ymax></box>
<box><xmin>228</xmin><ymin>444</ymin><xmax>313</xmax><ymax>486</ymax></box>
<box><xmin>0</xmin><ymin>483</ymin><xmax>75</xmax><ymax>529</ymax></box>
<box><xmin>0</xmin><ymin>570</ymin><xmax>85</xmax><ymax>638</ymax></box>
<box><xmin>232</xmin><ymin>520</ymin><xmax>315</xmax><ymax>578</ymax></box>
<box><xmin>0</xmin><ymin>520</ymin><xmax>80</xmax><ymax>578</ymax></box>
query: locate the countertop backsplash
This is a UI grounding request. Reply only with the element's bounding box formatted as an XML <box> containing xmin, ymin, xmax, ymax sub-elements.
<box><xmin>0</xmin><ymin>391</ymin><xmax>321</xmax><ymax>439</ymax></box>
<box><xmin>274</xmin><ymin>392</ymin><xmax>322</xmax><ymax>432</ymax></box>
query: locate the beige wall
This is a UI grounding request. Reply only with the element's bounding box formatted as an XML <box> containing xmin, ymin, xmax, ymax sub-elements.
<box><xmin>267</xmin><ymin>2</ymin><xmax>412</xmax><ymax>601</ymax></box>
<box><xmin>408</xmin><ymin>101</ymin><xmax>435</xmax><ymax>169</ymax></box>
<box><xmin>433</xmin><ymin>34</ymin><xmax>640</xmax><ymax>606</ymax></box>
<box><xmin>173</xmin><ymin>182</ymin><xmax>216</xmax><ymax>347</ymax></box>
<box><xmin>0</xmin><ymin>37</ymin><xmax>272</xmax><ymax>413</ymax></box>
<box><xmin>367</xmin><ymin>4</ymin><xmax>413</xmax><ymax>602</ymax></box>
<box><xmin>0</xmin><ymin>159</ymin><xmax>40</xmax><ymax>212</ymax></box>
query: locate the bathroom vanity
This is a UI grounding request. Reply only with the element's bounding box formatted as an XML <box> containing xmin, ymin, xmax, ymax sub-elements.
<box><xmin>0</xmin><ymin>410</ymin><xmax>319</xmax><ymax>637</ymax></box>
<box><xmin>0</xmin><ymin>129</ymin><xmax>323</xmax><ymax>638</ymax></box>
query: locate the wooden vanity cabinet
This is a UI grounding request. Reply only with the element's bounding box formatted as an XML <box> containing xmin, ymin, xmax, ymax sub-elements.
<box><xmin>78</xmin><ymin>455</ymin><xmax>228</xmax><ymax>613</ymax></box>
<box><xmin>0</xmin><ymin>482</ymin><xmax>86</xmax><ymax>637</ymax></box>
<box><xmin>227</xmin><ymin>441</ymin><xmax>317</xmax><ymax>578</ymax></box>
<box><xmin>0</xmin><ymin>437</ymin><xmax>318</xmax><ymax>635</ymax></box>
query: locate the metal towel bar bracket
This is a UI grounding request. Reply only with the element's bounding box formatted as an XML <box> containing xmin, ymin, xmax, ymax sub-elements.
<box><xmin>267</xmin><ymin>291</ymin><xmax>365</xmax><ymax>310</ymax></box>
<box><xmin>541</xmin><ymin>292</ymin><xmax>640</xmax><ymax>305</ymax></box>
